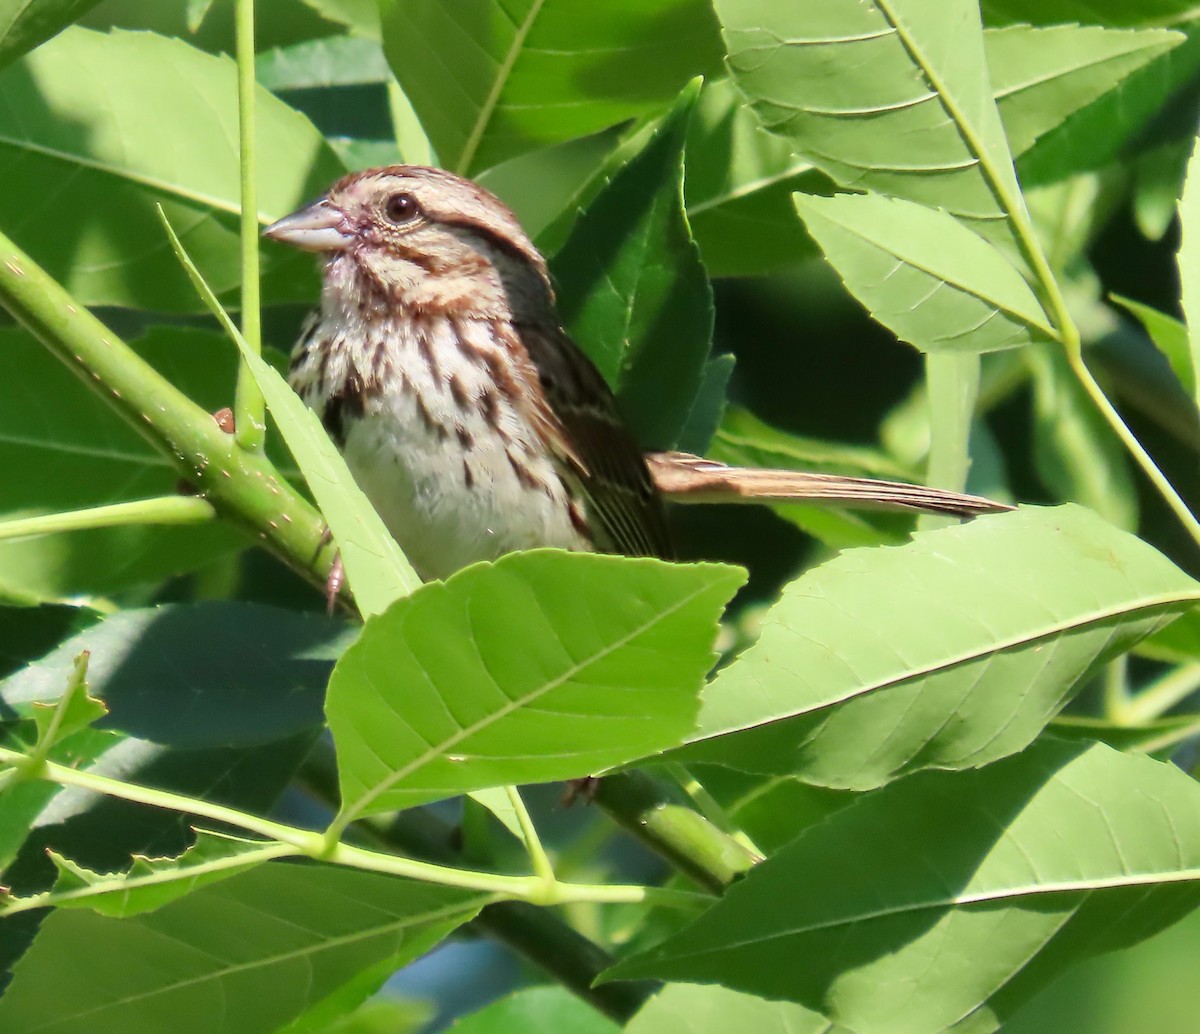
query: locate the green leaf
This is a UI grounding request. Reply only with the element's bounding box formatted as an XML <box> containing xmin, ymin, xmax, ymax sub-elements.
<box><xmin>379</xmin><ymin>0</ymin><xmax>723</xmax><ymax>175</ymax></box>
<box><xmin>0</xmin><ymin>603</ymin><xmax>98</xmax><ymax>679</ymax></box>
<box><xmin>328</xmin><ymin>550</ymin><xmax>743</xmax><ymax>821</ymax></box>
<box><xmin>453</xmin><ymin>987</ymin><xmax>620</xmax><ymax>1034</ymax></box>
<box><xmin>285</xmin><ymin>996</ymin><xmax>432</xmax><ymax>1034</ymax></box>
<box><xmin>674</xmin><ymin>21</ymin><xmax>1176</xmax><ymax>277</ymax></box>
<box><xmin>1175</xmin><ymin>133</ymin><xmax>1200</xmax><ymax>414</ymax></box>
<box><xmin>677</xmin><ymin>354</ymin><xmax>735</xmax><ymax>456</ymax></box>
<box><xmin>675</xmin><ymin>505</ymin><xmax>1199</xmax><ymax>790</ymax></box>
<box><xmin>0</xmin><ymin>26</ymin><xmax>345</xmax><ymax>311</ymax></box>
<box><xmin>628</xmin><ymin>983</ymin><xmax>843</xmax><ymax>1034</ymax></box>
<box><xmin>1027</xmin><ymin>345</ymin><xmax>1137</xmax><ymax>529</ymax></box>
<box><xmin>0</xmin><ymin>0</ymin><xmax>102</xmax><ymax>70</ymax></box>
<box><xmin>0</xmin><ymin>327</ymin><xmax>243</xmax><ymax>603</ymax></box>
<box><xmin>1133</xmin><ymin>136</ymin><xmax>1193</xmax><ymax>241</ymax></box>
<box><xmin>0</xmin><ymin>730</ymin><xmax>321</xmax><ymax>976</ymax></box>
<box><xmin>553</xmin><ymin>85</ymin><xmax>713</xmax><ymax>449</ymax></box>
<box><xmin>256</xmin><ymin>36</ymin><xmax>390</xmax><ymax>91</ymax></box>
<box><xmin>0</xmin><ymin>601</ymin><xmax>350</xmax><ymax>747</ymax></box>
<box><xmin>1137</xmin><ymin>603</ymin><xmax>1200</xmax><ymax>663</ymax></box>
<box><xmin>687</xmin><ymin>765</ymin><xmax>854</xmax><ymax>856</ymax></box>
<box><xmin>684</xmin><ymin>78</ymin><xmax>821</xmax><ymax>278</ymax></box>
<box><xmin>478</xmin><ymin>128</ymin><xmax>623</xmax><ymax>243</ymax></box>
<box><xmin>609</xmin><ymin>739</ymin><xmax>1200</xmax><ymax>1034</ymax></box>
<box><xmin>793</xmin><ymin>192</ymin><xmax>1056</xmax><ymax>354</ymax></box>
<box><xmin>1104</xmin><ymin>297</ymin><xmax>1200</xmax><ymax>403</ymax></box>
<box><xmin>1049</xmin><ymin>713</ymin><xmax>1200</xmax><ymax>758</ymax></box>
<box><xmin>982</xmin><ymin>0</ymin><xmax>1200</xmax><ymax>27</ymax></box>
<box><xmin>0</xmin><ymin>864</ymin><xmax>486</xmax><ymax>1034</ymax></box>
<box><xmin>462</xmin><ymin>786</ymin><xmax>525</xmax><ymax>843</ymax></box>
<box><xmin>298</xmin><ymin>0</ymin><xmax>381</xmax><ymax>37</ymax></box>
<box><xmin>925</xmin><ymin>354</ymin><xmax>981</xmax><ymax>532</ymax></box>
<box><xmin>30</xmin><ymin>650</ymin><xmax>104</xmax><ymax>750</ymax></box>
<box><xmin>185</xmin><ymin>0</ymin><xmax>214</xmax><ymax>33</ymax></box>
<box><xmin>1018</xmin><ymin>26</ymin><xmax>1200</xmax><ymax>187</ymax></box>
<box><xmin>224</xmin><ymin>317</ymin><xmax>423</xmax><ymax>616</ymax></box>
<box><xmin>716</xmin><ymin>0</ymin><xmax>1022</xmax><ymax>251</ymax></box>
<box><xmin>987</xmin><ymin>24</ymin><xmax>1182</xmax><ymax>159</ymax></box>
<box><xmin>20</xmin><ymin>832</ymin><xmax>280</xmax><ymax>917</ymax></box>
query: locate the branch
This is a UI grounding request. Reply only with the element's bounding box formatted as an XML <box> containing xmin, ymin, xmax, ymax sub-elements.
<box><xmin>0</xmin><ymin>231</ymin><xmax>335</xmax><ymax>591</ymax></box>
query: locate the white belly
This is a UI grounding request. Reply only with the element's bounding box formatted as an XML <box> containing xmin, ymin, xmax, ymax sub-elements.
<box><xmin>341</xmin><ymin>390</ymin><xmax>586</xmax><ymax>580</ymax></box>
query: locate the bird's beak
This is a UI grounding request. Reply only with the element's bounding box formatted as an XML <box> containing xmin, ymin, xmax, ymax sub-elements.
<box><xmin>263</xmin><ymin>199</ymin><xmax>352</xmax><ymax>252</ymax></box>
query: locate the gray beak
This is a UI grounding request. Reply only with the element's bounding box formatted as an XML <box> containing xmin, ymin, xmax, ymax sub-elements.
<box><xmin>263</xmin><ymin>199</ymin><xmax>352</xmax><ymax>252</ymax></box>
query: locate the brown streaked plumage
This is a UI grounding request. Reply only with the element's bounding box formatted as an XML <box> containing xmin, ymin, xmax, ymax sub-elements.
<box><xmin>265</xmin><ymin>165</ymin><xmax>1009</xmax><ymax>581</ymax></box>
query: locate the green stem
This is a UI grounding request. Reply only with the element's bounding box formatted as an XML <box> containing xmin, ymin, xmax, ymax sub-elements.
<box><xmin>1120</xmin><ymin>662</ymin><xmax>1200</xmax><ymax>725</ymax></box>
<box><xmin>919</xmin><ymin>352</ymin><xmax>981</xmax><ymax>533</ymax></box>
<box><xmin>1066</xmin><ymin>348</ymin><xmax>1200</xmax><ymax>547</ymax></box>
<box><xmin>506</xmin><ymin>785</ymin><xmax>556</xmax><ymax>884</ymax></box>
<box><xmin>233</xmin><ymin>0</ymin><xmax>265</xmax><ymax>452</ymax></box>
<box><xmin>594</xmin><ymin>771</ymin><xmax>760</xmax><ymax>893</ymax></box>
<box><xmin>1</xmin><ymin>842</ymin><xmax>299</xmax><ymax>917</ymax></box>
<box><xmin>29</xmin><ymin>652</ymin><xmax>91</xmax><ymax>764</ymax></box>
<box><xmin>0</xmin><ymin>745</ymin><xmax>323</xmax><ymax>850</ymax></box>
<box><xmin>0</xmin><ymin>745</ymin><xmax>707</xmax><ymax>910</ymax></box>
<box><xmin>0</xmin><ymin>496</ymin><xmax>215</xmax><ymax>542</ymax></box>
<box><xmin>664</xmin><ymin>763</ymin><xmax>763</xmax><ymax>859</ymax></box>
<box><xmin>1102</xmin><ymin>655</ymin><xmax>1132</xmax><ymax>723</ymax></box>
<box><xmin>0</xmin><ymin>231</ymin><xmax>336</xmax><ymax>593</ymax></box>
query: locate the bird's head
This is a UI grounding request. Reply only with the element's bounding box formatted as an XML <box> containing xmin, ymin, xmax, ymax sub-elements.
<box><xmin>264</xmin><ymin>165</ymin><xmax>554</xmax><ymax>322</ymax></box>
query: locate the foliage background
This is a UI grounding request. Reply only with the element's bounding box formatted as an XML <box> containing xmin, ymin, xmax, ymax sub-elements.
<box><xmin>1</xmin><ymin>0</ymin><xmax>1200</xmax><ymax>1032</ymax></box>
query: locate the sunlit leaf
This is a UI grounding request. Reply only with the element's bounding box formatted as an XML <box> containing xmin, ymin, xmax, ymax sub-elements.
<box><xmin>628</xmin><ymin>983</ymin><xmax>843</xmax><ymax>1034</ymax></box>
<box><xmin>716</xmin><ymin>0</ymin><xmax>1022</xmax><ymax>254</ymax></box>
<box><xmin>988</xmin><ymin>23</ymin><xmax>1181</xmax><ymax>158</ymax></box>
<box><xmin>379</xmin><ymin>0</ymin><xmax>722</xmax><ymax>175</ymax></box>
<box><xmin>328</xmin><ymin>550</ymin><xmax>743</xmax><ymax>820</ymax></box>
<box><xmin>453</xmin><ymin>987</ymin><xmax>619</xmax><ymax>1034</ymax></box>
<box><xmin>610</xmin><ymin>739</ymin><xmax>1200</xmax><ymax>1034</ymax></box>
<box><xmin>1174</xmin><ymin>133</ymin><xmax>1200</xmax><ymax>413</ymax></box>
<box><xmin>794</xmin><ymin>192</ymin><xmax>1056</xmax><ymax>353</ymax></box>
<box><xmin>676</xmin><ymin>505</ymin><xmax>1199</xmax><ymax>789</ymax></box>
<box><xmin>0</xmin><ymin>26</ymin><xmax>344</xmax><ymax>310</ymax></box>
<box><xmin>0</xmin><ymin>864</ymin><xmax>486</xmax><ymax>1034</ymax></box>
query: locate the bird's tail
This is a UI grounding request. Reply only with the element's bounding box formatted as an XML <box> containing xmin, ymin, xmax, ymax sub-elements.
<box><xmin>645</xmin><ymin>451</ymin><xmax>1012</xmax><ymax>519</ymax></box>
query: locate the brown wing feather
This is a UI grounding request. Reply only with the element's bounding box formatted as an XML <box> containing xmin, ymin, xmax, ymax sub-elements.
<box><xmin>511</xmin><ymin>323</ymin><xmax>672</xmax><ymax>559</ymax></box>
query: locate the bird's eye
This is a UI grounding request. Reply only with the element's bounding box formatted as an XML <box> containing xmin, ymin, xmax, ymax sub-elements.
<box><xmin>383</xmin><ymin>192</ymin><xmax>420</xmax><ymax>224</ymax></box>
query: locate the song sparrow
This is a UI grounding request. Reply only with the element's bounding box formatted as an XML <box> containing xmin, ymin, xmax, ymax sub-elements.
<box><xmin>265</xmin><ymin>165</ymin><xmax>1007</xmax><ymax>580</ymax></box>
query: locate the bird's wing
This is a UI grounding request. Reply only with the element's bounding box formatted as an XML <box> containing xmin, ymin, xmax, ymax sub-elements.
<box><xmin>512</xmin><ymin>322</ymin><xmax>672</xmax><ymax>559</ymax></box>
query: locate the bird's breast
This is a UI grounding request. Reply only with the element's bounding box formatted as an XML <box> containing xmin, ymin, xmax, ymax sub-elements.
<box><xmin>288</xmin><ymin>313</ymin><xmax>590</xmax><ymax>580</ymax></box>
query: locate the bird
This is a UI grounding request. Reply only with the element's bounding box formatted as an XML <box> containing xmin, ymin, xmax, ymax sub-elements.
<box><xmin>263</xmin><ymin>165</ymin><xmax>1009</xmax><ymax>583</ymax></box>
